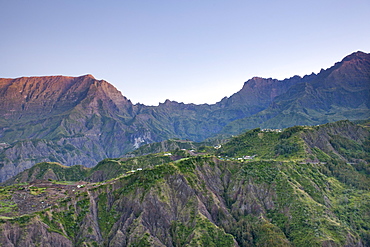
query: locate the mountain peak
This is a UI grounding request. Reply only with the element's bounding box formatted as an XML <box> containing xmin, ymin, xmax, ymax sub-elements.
<box><xmin>251</xmin><ymin>76</ymin><xmax>264</xmax><ymax>80</ymax></box>
<box><xmin>81</xmin><ymin>74</ymin><xmax>95</xmax><ymax>79</ymax></box>
<box><xmin>160</xmin><ymin>99</ymin><xmax>182</xmax><ymax>106</ymax></box>
<box><xmin>342</xmin><ymin>50</ymin><xmax>369</xmax><ymax>62</ymax></box>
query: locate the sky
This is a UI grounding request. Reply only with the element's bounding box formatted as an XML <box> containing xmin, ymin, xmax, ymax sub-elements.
<box><xmin>1</xmin><ymin>0</ymin><xmax>369</xmax><ymax>106</ymax></box>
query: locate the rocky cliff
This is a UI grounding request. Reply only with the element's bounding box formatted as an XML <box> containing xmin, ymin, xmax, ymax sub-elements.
<box><xmin>215</xmin><ymin>51</ymin><xmax>370</xmax><ymax>136</ymax></box>
<box><xmin>0</xmin><ymin>75</ymin><xmax>159</xmax><ymax>181</ymax></box>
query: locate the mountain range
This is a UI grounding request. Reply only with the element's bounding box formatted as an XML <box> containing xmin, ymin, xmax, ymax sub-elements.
<box><xmin>0</xmin><ymin>51</ymin><xmax>369</xmax><ymax>182</ymax></box>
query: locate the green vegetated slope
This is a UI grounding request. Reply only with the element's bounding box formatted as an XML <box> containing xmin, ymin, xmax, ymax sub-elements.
<box><xmin>3</xmin><ymin>153</ymin><xmax>176</xmax><ymax>185</ymax></box>
<box><xmin>125</xmin><ymin>138</ymin><xmax>201</xmax><ymax>157</ymax></box>
<box><xmin>0</xmin><ymin>121</ymin><xmax>369</xmax><ymax>246</ymax></box>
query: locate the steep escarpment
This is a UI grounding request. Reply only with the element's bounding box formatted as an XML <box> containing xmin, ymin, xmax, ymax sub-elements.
<box><xmin>0</xmin><ymin>75</ymin><xmax>85</xmax><ymax>120</ymax></box>
<box><xmin>213</xmin><ymin>51</ymin><xmax>370</xmax><ymax>136</ymax></box>
<box><xmin>0</xmin><ymin>75</ymin><xmax>157</xmax><ymax>182</ymax></box>
<box><xmin>0</xmin><ymin>74</ymin><xmax>134</xmax><ymax>140</ymax></box>
<box><xmin>0</xmin><ymin>74</ymin><xmax>133</xmax><ymax>122</ymax></box>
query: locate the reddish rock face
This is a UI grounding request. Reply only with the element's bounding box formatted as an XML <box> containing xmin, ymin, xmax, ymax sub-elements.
<box><xmin>0</xmin><ymin>74</ymin><xmax>132</xmax><ymax>120</ymax></box>
<box><xmin>0</xmin><ymin>75</ymin><xmax>140</xmax><ymax>182</ymax></box>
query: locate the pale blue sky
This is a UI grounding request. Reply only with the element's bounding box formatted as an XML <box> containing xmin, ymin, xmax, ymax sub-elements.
<box><xmin>1</xmin><ymin>0</ymin><xmax>369</xmax><ymax>105</ymax></box>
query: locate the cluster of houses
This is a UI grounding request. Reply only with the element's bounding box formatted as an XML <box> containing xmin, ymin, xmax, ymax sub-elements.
<box><xmin>218</xmin><ymin>154</ymin><xmax>257</xmax><ymax>161</ymax></box>
<box><xmin>126</xmin><ymin>167</ymin><xmax>143</xmax><ymax>174</ymax></box>
<box><xmin>261</xmin><ymin>128</ymin><xmax>282</xmax><ymax>132</ymax></box>
<box><xmin>241</xmin><ymin>155</ymin><xmax>257</xmax><ymax>160</ymax></box>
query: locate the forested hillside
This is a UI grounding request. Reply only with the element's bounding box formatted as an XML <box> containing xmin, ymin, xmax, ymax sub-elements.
<box><xmin>0</xmin><ymin>120</ymin><xmax>369</xmax><ymax>246</ymax></box>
